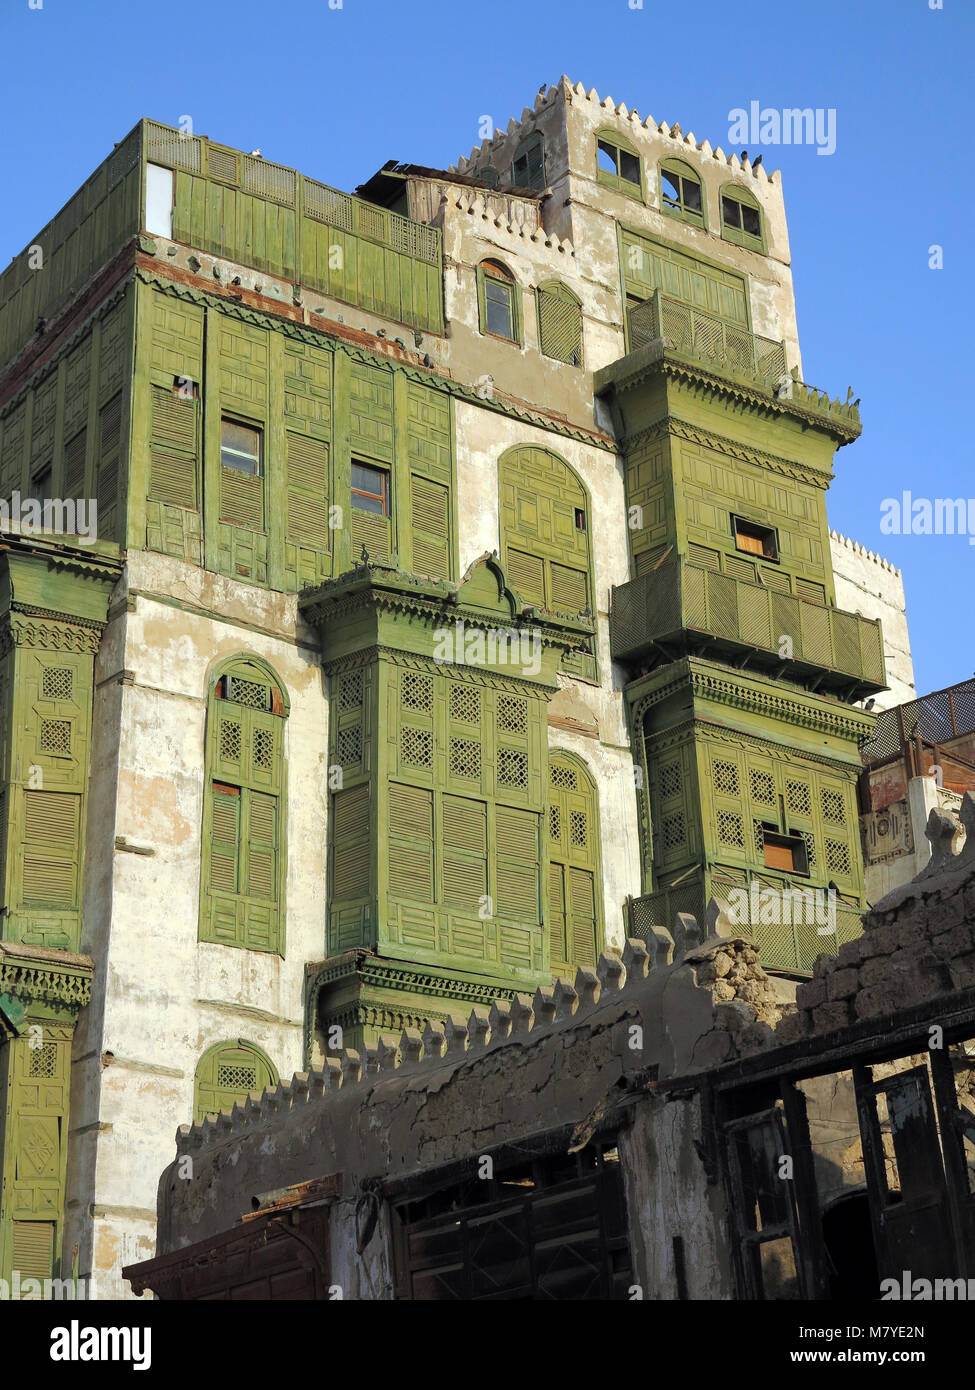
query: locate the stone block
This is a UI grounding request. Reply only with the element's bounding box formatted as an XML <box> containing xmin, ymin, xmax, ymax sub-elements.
<box><xmin>949</xmin><ymin>953</ymin><xmax>975</xmax><ymax>991</ymax></box>
<box><xmin>930</xmin><ymin>923</ymin><xmax>975</xmax><ymax>962</ymax></box>
<box><xmin>837</xmin><ymin>938</ymin><xmax>864</xmax><ymax>969</ymax></box>
<box><xmin>812</xmin><ymin>1000</ymin><xmax>851</xmax><ymax>1033</ymax></box>
<box><xmin>795</xmin><ymin>978</ymin><xmax>827</xmax><ymax>1010</ymax></box>
<box><xmin>827</xmin><ymin>968</ymin><xmax>859</xmax><ymax>1002</ymax></box>
<box><xmin>859</xmin><ymin>921</ymin><xmax>900</xmax><ymax>957</ymax></box>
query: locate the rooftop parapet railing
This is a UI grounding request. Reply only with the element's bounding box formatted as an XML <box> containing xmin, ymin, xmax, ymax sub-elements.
<box><xmin>626</xmin><ymin>291</ymin><xmax>861</xmax><ymax>430</ymax></box>
<box><xmin>609</xmin><ymin>553</ymin><xmax>886</xmax><ymax>691</ymax></box>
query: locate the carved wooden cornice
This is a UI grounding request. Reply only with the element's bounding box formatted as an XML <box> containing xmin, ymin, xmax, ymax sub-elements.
<box><xmin>623</xmin><ymin>415</ymin><xmax>833</xmax><ymax>490</ymax></box>
<box><xmin>644</xmin><ymin>716</ymin><xmax>862</xmax><ymax>774</ymax></box>
<box><xmin>0</xmin><ymin>944</ymin><xmax>94</xmax><ymax>1014</ymax></box>
<box><xmin>629</xmin><ymin>659</ymin><xmax>874</xmax><ymax>743</ymax></box>
<box><xmin>135</xmin><ymin>267</ymin><xmax>615</xmax><ymax>451</ymax></box>
<box><xmin>0</xmin><ymin>611</ymin><xmax>105</xmax><ymax>656</ymax></box>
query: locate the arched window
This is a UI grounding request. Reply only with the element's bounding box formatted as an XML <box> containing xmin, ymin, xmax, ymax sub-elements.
<box><xmin>536</xmin><ymin>281</ymin><xmax>583</xmax><ymax>366</ymax></box>
<box><xmin>660</xmin><ymin>159</ymin><xmax>706</xmax><ymax>228</ymax></box>
<box><xmin>477</xmin><ymin>259</ymin><xmax>521</xmax><ymax>343</ymax></box>
<box><xmin>498</xmin><ymin>445</ymin><xmax>595</xmax><ymax>679</ymax></box>
<box><xmin>194</xmin><ymin>1039</ymin><xmax>278</xmax><ymax>1123</ymax></box>
<box><xmin>199</xmin><ymin>656</ymin><xmax>289</xmax><ymax>954</ymax></box>
<box><xmin>720</xmin><ymin>183</ymin><xmax>765</xmax><ymax>251</ymax></box>
<box><xmin>511</xmin><ymin>132</ymin><xmax>545</xmax><ymax>191</ymax></box>
<box><xmin>596</xmin><ymin>128</ymin><xmax>643</xmax><ymax>198</ymax></box>
<box><xmin>548</xmin><ymin>753</ymin><xmax>604</xmax><ymax>973</ymax></box>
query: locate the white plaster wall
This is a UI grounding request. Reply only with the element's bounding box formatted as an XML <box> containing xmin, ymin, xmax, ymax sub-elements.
<box><xmin>76</xmin><ymin>553</ymin><xmax>329</xmax><ymax>1297</ymax></box>
<box><xmin>829</xmin><ymin>530</ymin><xmax>916</xmax><ymax>709</ymax></box>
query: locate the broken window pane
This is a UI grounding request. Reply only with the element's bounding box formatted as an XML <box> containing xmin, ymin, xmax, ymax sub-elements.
<box><xmin>662</xmin><ymin>171</ymin><xmax>681</xmax><ymax>208</ymax></box>
<box><xmin>742</xmin><ymin>203</ymin><xmax>761</xmax><ymax>237</ymax></box>
<box><xmin>619</xmin><ymin>149</ymin><xmax>641</xmax><ymax>185</ymax></box>
<box><xmin>683</xmin><ymin>177</ymin><xmax>702</xmax><ymax>212</ymax></box>
<box><xmin>597</xmin><ymin>140</ymin><xmax>618</xmax><ymax>176</ymax></box>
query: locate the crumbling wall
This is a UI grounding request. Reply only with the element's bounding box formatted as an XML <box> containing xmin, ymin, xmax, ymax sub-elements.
<box><xmin>150</xmin><ymin>924</ymin><xmax>786</xmax><ymax>1298</ymax></box>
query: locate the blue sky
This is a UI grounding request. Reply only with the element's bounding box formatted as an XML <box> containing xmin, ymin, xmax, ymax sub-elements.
<box><xmin>1</xmin><ymin>0</ymin><xmax>970</xmax><ymax>695</ymax></box>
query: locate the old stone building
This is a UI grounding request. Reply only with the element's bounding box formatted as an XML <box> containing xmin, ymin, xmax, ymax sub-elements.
<box><xmin>0</xmin><ymin>79</ymin><xmax>917</xmax><ymax>1297</ymax></box>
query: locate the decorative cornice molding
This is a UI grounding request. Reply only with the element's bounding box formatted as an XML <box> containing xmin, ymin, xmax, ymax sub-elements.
<box><xmin>0</xmin><ymin>952</ymin><xmax>93</xmax><ymax>1013</ymax></box>
<box><xmin>629</xmin><ymin>659</ymin><xmax>874</xmax><ymax>743</ymax></box>
<box><xmin>645</xmin><ymin>715</ymin><xmax>861</xmax><ymax>774</ymax></box>
<box><xmin>135</xmin><ymin>267</ymin><xmax>615</xmax><ymax>452</ymax></box>
<box><xmin>2</xmin><ymin>612</ymin><xmax>105</xmax><ymax>655</ymax></box>
<box><xmin>1</xmin><ymin>278</ymin><xmax>132</xmax><ymax>418</ymax></box>
<box><xmin>624</xmin><ymin>415</ymin><xmax>833</xmax><ymax>490</ymax></box>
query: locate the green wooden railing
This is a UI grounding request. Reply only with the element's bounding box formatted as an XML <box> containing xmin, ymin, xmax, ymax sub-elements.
<box><xmin>609</xmin><ymin>553</ymin><xmax>886</xmax><ymax>688</ymax></box>
<box><xmin>627</xmin><ymin>290</ymin><xmax>787</xmax><ymax>388</ymax></box>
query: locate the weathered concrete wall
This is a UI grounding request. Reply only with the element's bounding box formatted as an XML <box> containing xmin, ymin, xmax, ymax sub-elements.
<box><xmin>830</xmin><ymin>529</ymin><xmax>915</xmax><ymax>710</ymax></box>
<box><xmin>68</xmin><ymin>552</ymin><xmax>328</xmax><ymax>1298</ymax></box>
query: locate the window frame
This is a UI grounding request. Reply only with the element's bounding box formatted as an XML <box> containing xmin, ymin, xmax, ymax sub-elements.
<box><xmin>351</xmin><ymin>460</ymin><xmax>390</xmax><ymax>517</ymax></box>
<box><xmin>476</xmin><ymin>259</ymin><xmax>522</xmax><ymax>345</ymax></box>
<box><xmin>720</xmin><ymin>183</ymin><xmax>766</xmax><ymax>253</ymax></box>
<box><xmin>595</xmin><ymin>129</ymin><xmax>644</xmax><ymax>200</ymax></box>
<box><xmin>761</xmin><ymin>828</ymin><xmax>811</xmax><ymax>877</ymax></box>
<box><xmin>199</xmin><ymin>656</ymin><xmax>289</xmax><ymax>957</ymax></box>
<box><xmin>659</xmin><ymin>158</ymin><xmax>707</xmax><ymax>229</ymax></box>
<box><xmin>220</xmin><ymin>415</ymin><xmax>263</xmax><ymax>478</ymax></box>
<box><xmin>511</xmin><ymin>132</ymin><xmax>545</xmax><ymax>191</ymax></box>
<box><xmin>731</xmin><ymin>514</ymin><xmax>779</xmax><ymax>563</ymax></box>
<box><xmin>536</xmin><ymin>279</ymin><xmax>583</xmax><ymax>367</ymax></box>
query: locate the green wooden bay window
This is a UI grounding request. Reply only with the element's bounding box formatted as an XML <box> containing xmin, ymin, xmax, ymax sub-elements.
<box><xmin>200</xmin><ymin>657</ymin><xmax>289</xmax><ymax>955</ymax></box>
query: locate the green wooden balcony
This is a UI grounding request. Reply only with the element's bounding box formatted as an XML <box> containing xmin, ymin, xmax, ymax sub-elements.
<box><xmin>610</xmin><ymin>554</ymin><xmax>886</xmax><ymax>692</ymax></box>
<box><xmin>627</xmin><ymin>290</ymin><xmax>788</xmax><ymax>389</ymax></box>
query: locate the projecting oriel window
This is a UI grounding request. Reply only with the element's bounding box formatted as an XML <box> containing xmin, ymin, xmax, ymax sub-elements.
<box><xmin>221</xmin><ymin>419</ymin><xmax>263</xmax><ymax>476</ymax></box>
<box><xmin>732</xmin><ymin>515</ymin><xmax>778</xmax><ymax>561</ymax></box>
<box><xmin>351</xmin><ymin>462</ymin><xmax>389</xmax><ymax>516</ymax></box>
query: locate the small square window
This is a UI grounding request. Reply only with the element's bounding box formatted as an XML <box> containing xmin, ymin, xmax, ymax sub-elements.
<box><xmin>762</xmin><ymin>829</ymin><xmax>810</xmax><ymax>876</ymax></box>
<box><xmin>351</xmin><ymin>461</ymin><xmax>389</xmax><ymax>515</ymax></box>
<box><xmin>733</xmin><ymin>516</ymin><xmax>778</xmax><ymax>562</ymax></box>
<box><xmin>221</xmin><ymin>419</ymin><xmax>262</xmax><ymax>476</ymax></box>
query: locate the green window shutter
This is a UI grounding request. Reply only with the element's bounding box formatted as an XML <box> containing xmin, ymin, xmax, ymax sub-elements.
<box><xmin>537</xmin><ymin>284</ymin><xmax>582</xmax><ymax>365</ymax></box>
<box><xmin>220</xmin><ymin>464</ymin><xmax>264</xmax><ymax>531</ymax></box>
<box><xmin>194</xmin><ymin>1041</ymin><xmax>278</xmax><ymax>1124</ymax></box>
<box><xmin>209</xmin><ymin>787</ymin><xmax>240</xmax><ymax>895</ymax></box>
<box><xmin>97</xmin><ymin>392</ymin><xmax>122</xmax><ymax>539</ymax></box>
<box><xmin>495</xmin><ymin>806</ymin><xmax>539</xmax><ymax>922</ymax></box>
<box><xmin>64</xmin><ymin>427</ymin><xmax>87</xmax><ymax>503</ymax></box>
<box><xmin>549</xmin><ymin>861</ymin><xmax>567</xmax><ymax>966</ymax></box>
<box><xmin>12</xmin><ymin>1222</ymin><xmax>55</xmax><ymax>1281</ymax></box>
<box><xmin>549</xmin><ymin>562</ymin><xmax>588</xmax><ymax>613</ymax></box>
<box><xmin>388</xmin><ymin>782</ymin><xmax>434</xmax><ymax>901</ymax></box>
<box><xmin>244</xmin><ymin>791</ymin><xmax>276</xmax><ymax>900</ymax></box>
<box><xmin>568</xmin><ymin>867</ymin><xmax>597</xmax><ymax>967</ymax></box>
<box><xmin>506</xmin><ymin>548</ymin><xmax>546</xmax><ymax>605</ymax></box>
<box><xmin>350</xmin><ymin>506</ymin><xmax>390</xmax><ymax>563</ymax></box>
<box><xmin>442</xmin><ymin>794</ymin><xmax>487</xmax><ymax>911</ymax></box>
<box><xmin>21</xmin><ymin>790</ymin><xmax>80</xmax><ymax>908</ymax></box>
<box><xmin>332</xmin><ymin>782</ymin><xmax>370</xmax><ymax>900</ymax></box>
<box><xmin>410</xmin><ymin>475</ymin><xmax>449</xmax><ymax>579</ymax></box>
<box><xmin>149</xmin><ymin>385</ymin><xmax>198</xmax><ymax>509</ymax></box>
<box><xmin>285</xmin><ymin>431</ymin><xmax>329</xmax><ymax>549</ymax></box>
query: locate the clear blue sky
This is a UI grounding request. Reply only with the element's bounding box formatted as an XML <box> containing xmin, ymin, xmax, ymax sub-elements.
<box><xmin>1</xmin><ymin>0</ymin><xmax>970</xmax><ymax>695</ymax></box>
